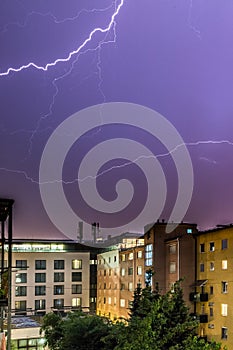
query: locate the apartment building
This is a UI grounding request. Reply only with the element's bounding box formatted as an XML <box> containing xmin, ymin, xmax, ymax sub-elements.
<box><xmin>191</xmin><ymin>225</ymin><xmax>233</xmax><ymax>348</ymax></box>
<box><xmin>4</xmin><ymin>239</ymin><xmax>99</xmax><ymax>317</ymax></box>
<box><xmin>143</xmin><ymin>221</ymin><xmax>198</xmax><ymax>306</ymax></box>
<box><xmin>97</xmin><ymin>233</ymin><xmax>144</xmax><ymax>320</ymax></box>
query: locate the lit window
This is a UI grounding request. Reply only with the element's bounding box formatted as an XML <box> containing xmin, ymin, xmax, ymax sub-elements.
<box><xmin>15</xmin><ymin>300</ymin><xmax>26</xmax><ymax>311</ymax></box>
<box><xmin>108</xmin><ymin>297</ymin><xmax>111</xmax><ymax>305</ymax></box>
<box><xmin>221</xmin><ymin>304</ymin><xmax>228</xmax><ymax>316</ymax></box>
<box><xmin>15</xmin><ymin>286</ymin><xmax>27</xmax><ymax>297</ymax></box>
<box><xmin>187</xmin><ymin>228</ymin><xmax>192</xmax><ymax>234</ymax></box>
<box><xmin>128</xmin><ymin>282</ymin><xmax>133</xmax><ymax>291</ymax></box>
<box><xmin>137</xmin><ymin>266</ymin><xmax>142</xmax><ymax>275</ymax></box>
<box><xmin>121</xmin><ymin>254</ymin><xmax>126</xmax><ymax>262</ymax></box>
<box><xmin>169</xmin><ymin>244</ymin><xmax>176</xmax><ymax>254</ymax></box>
<box><xmin>128</xmin><ymin>253</ymin><xmax>133</xmax><ymax>260</ymax></box>
<box><xmin>209</xmin><ymin>242</ymin><xmax>215</xmax><ymax>252</ymax></box>
<box><xmin>210</xmin><ymin>262</ymin><xmax>214</xmax><ymax>271</ymax></box>
<box><xmin>120</xmin><ymin>299</ymin><xmax>125</xmax><ymax>307</ymax></box>
<box><xmin>222</xmin><ymin>239</ymin><xmax>228</xmax><ymax>250</ymax></box>
<box><xmin>222</xmin><ymin>281</ymin><xmax>228</xmax><ymax>294</ymax></box>
<box><xmin>137</xmin><ymin>251</ymin><xmax>142</xmax><ymax>258</ymax></box>
<box><xmin>121</xmin><ymin>268</ymin><xmax>126</xmax><ymax>276</ymax></box>
<box><xmin>72</xmin><ymin>298</ymin><xmax>81</xmax><ymax>307</ymax></box>
<box><xmin>222</xmin><ymin>260</ymin><xmax>227</xmax><ymax>270</ymax></box>
<box><xmin>145</xmin><ymin>244</ymin><xmax>153</xmax><ymax>266</ymax></box>
<box><xmin>114</xmin><ymin>297</ymin><xmax>117</xmax><ymax>305</ymax></box>
<box><xmin>169</xmin><ymin>262</ymin><xmax>176</xmax><ymax>273</ymax></box>
<box><xmin>72</xmin><ymin>259</ymin><xmax>82</xmax><ymax>269</ymax></box>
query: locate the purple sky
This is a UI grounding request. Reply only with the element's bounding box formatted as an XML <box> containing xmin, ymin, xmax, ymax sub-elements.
<box><xmin>1</xmin><ymin>0</ymin><xmax>233</xmax><ymax>240</ymax></box>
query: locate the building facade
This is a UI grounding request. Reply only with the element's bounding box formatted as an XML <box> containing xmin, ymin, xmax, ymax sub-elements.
<box><xmin>192</xmin><ymin>225</ymin><xmax>233</xmax><ymax>348</ymax></box>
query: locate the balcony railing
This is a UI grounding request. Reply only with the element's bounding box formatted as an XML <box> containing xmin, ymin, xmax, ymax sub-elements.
<box><xmin>199</xmin><ymin>314</ymin><xmax>208</xmax><ymax>323</ymax></box>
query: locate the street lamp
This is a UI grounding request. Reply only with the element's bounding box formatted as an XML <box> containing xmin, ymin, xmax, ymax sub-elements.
<box><xmin>0</xmin><ymin>198</ymin><xmax>14</xmax><ymax>350</ymax></box>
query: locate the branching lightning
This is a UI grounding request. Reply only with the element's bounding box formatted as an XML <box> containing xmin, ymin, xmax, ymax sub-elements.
<box><xmin>0</xmin><ymin>0</ymin><xmax>124</xmax><ymax>76</ymax></box>
<box><xmin>1</xmin><ymin>140</ymin><xmax>232</xmax><ymax>185</ymax></box>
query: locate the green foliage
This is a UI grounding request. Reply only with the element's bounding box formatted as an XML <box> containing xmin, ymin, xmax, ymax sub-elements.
<box><xmin>41</xmin><ymin>282</ymin><xmax>226</xmax><ymax>350</ymax></box>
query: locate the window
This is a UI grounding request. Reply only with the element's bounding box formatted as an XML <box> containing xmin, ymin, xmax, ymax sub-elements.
<box><xmin>71</xmin><ymin>298</ymin><xmax>81</xmax><ymax>308</ymax></box>
<box><xmin>187</xmin><ymin>228</ymin><xmax>192</xmax><ymax>234</ymax></box>
<box><xmin>103</xmin><ymin>297</ymin><xmax>106</xmax><ymax>304</ymax></box>
<box><xmin>35</xmin><ymin>273</ymin><xmax>46</xmax><ymax>283</ymax></box>
<box><xmin>104</xmin><ymin>270</ymin><xmax>106</xmax><ymax>276</ymax></box>
<box><xmin>72</xmin><ymin>259</ymin><xmax>82</xmax><ymax>269</ymax></box>
<box><xmin>128</xmin><ymin>282</ymin><xmax>133</xmax><ymax>291</ymax></box>
<box><xmin>221</xmin><ymin>304</ymin><xmax>228</xmax><ymax>316</ymax></box>
<box><xmin>72</xmin><ymin>285</ymin><xmax>82</xmax><ymax>294</ymax></box>
<box><xmin>200</xmin><ymin>243</ymin><xmax>205</xmax><ymax>253</ymax></box>
<box><xmin>210</xmin><ymin>286</ymin><xmax>214</xmax><ymax>295</ymax></box>
<box><xmin>170</xmin><ymin>262</ymin><xmax>176</xmax><ymax>273</ymax></box>
<box><xmin>114</xmin><ymin>297</ymin><xmax>117</xmax><ymax>305</ymax></box>
<box><xmin>120</xmin><ymin>284</ymin><xmax>125</xmax><ymax>290</ymax></box>
<box><xmin>54</xmin><ymin>272</ymin><xmax>64</xmax><ymax>282</ymax></box>
<box><xmin>35</xmin><ymin>260</ymin><xmax>46</xmax><ymax>270</ymax></box>
<box><xmin>222</xmin><ymin>281</ymin><xmax>228</xmax><ymax>293</ymax></box>
<box><xmin>121</xmin><ymin>254</ymin><xmax>126</xmax><ymax>262</ymax></box>
<box><xmin>137</xmin><ymin>250</ymin><xmax>142</xmax><ymax>258</ymax></box>
<box><xmin>54</xmin><ymin>260</ymin><xmax>64</xmax><ymax>269</ymax></box>
<box><xmin>209</xmin><ymin>307</ymin><xmax>214</xmax><ymax>317</ymax></box>
<box><xmin>169</xmin><ymin>244</ymin><xmax>176</xmax><ymax>254</ymax></box>
<box><xmin>221</xmin><ymin>327</ymin><xmax>228</xmax><ymax>340</ymax></box>
<box><xmin>210</xmin><ymin>262</ymin><xmax>214</xmax><ymax>271</ymax></box>
<box><xmin>109</xmin><ymin>269</ymin><xmax>111</xmax><ymax>276</ymax></box>
<box><xmin>222</xmin><ymin>239</ymin><xmax>228</xmax><ymax>250</ymax></box>
<box><xmin>222</xmin><ymin>260</ymin><xmax>227</xmax><ymax>270</ymax></box>
<box><xmin>114</xmin><ymin>283</ymin><xmax>117</xmax><ymax>290</ymax></box>
<box><xmin>16</xmin><ymin>260</ymin><xmax>27</xmax><ymax>270</ymax></box>
<box><xmin>15</xmin><ymin>273</ymin><xmax>27</xmax><ymax>283</ymax></box>
<box><xmin>35</xmin><ymin>286</ymin><xmax>46</xmax><ymax>296</ymax></box>
<box><xmin>35</xmin><ymin>299</ymin><xmax>46</xmax><ymax>310</ymax></box>
<box><xmin>108</xmin><ymin>257</ymin><xmax>111</xmax><ymax>263</ymax></box>
<box><xmin>15</xmin><ymin>300</ymin><xmax>26</xmax><ymax>311</ymax></box>
<box><xmin>200</xmin><ymin>263</ymin><xmax>204</xmax><ymax>272</ymax></box>
<box><xmin>128</xmin><ymin>267</ymin><xmax>133</xmax><ymax>275</ymax></box>
<box><xmin>137</xmin><ymin>266</ymin><xmax>142</xmax><ymax>275</ymax></box>
<box><xmin>128</xmin><ymin>253</ymin><xmax>133</xmax><ymax>260</ymax></box>
<box><xmin>104</xmin><ymin>283</ymin><xmax>106</xmax><ymax>289</ymax></box>
<box><xmin>72</xmin><ymin>272</ymin><xmax>82</xmax><ymax>282</ymax></box>
<box><xmin>209</xmin><ymin>242</ymin><xmax>215</xmax><ymax>251</ymax></box>
<box><xmin>120</xmin><ymin>299</ymin><xmax>125</xmax><ymax>307</ymax></box>
<box><xmin>108</xmin><ymin>297</ymin><xmax>111</xmax><ymax>305</ymax></box>
<box><xmin>54</xmin><ymin>285</ymin><xmax>64</xmax><ymax>295</ymax></box>
<box><xmin>54</xmin><ymin>299</ymin><xmax>64</xmax><ymax>309</ymax></box>
<box><xmin>145</xmin><ymin>244</ymin><xmax>153</xmax><ymax>266</ymax></box>
<box><xmin>15</xmin><ymin>286</ymin><xmax>27</xmax><ymax>296</ymax></box>
<box><xmin>121</xmin><ymin>268</ymin><xmax>126</xmax><ymax>276</ymax></box>
<box><xmin>114</xmin><ymin>256</ymin><xmax>117</xmax><ymax>262</ymax></box>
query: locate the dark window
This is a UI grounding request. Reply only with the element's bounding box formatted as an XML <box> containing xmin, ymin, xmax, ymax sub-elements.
<box><xmin>72</xmin><ymin>285</ymin><xmax>82</xmax><ymax>294</ymax></box>
<box><xmin>35</xmin><ymin>286</ymin><xmax>46</xmax><ymax>296</ymax></box>
<box><xmin>35</xmin><ymin>299</ymin><xmax>46</xmax><ymax>310</ymax></box>
<box><xmin>54</xmin><ymin>285</ymin><xmax>64</xmax><ymax>295</ymax></box>
<box><xmin>221</xmin><ymin>327</ymin><xmax>228</xmax><ymax>340</ymax></box>
<box><xmin>222</xmin><ymin>239</ymin><xmax>228</xmax><ymax>250</ymax></box>
<box><xmin>120</xmin><ymin>284</ymin><xmax>125</xmax><ymax>290</ymax></box>
<box><xmin>35</xmin><ymin>273</ymin><xmax>46</xmax><ymax>283</ymax></box>
<box><xmin>114</xmin><ymin>256</ymin><xmax>117</xmax><ymax>262</ymax></box>
<box><xmin>54</xmin><ymin>260</ymin><xmax>64</xmax><ymax>269</ymax></box>
<box><xmin>15</xmin><ymin>273</ymin><xmax>27</xmax><ymax>283</ymax></box>
<box><xmin>16</xmin><ymin>260</ymin><xmax>27</xmax><ymax>270</ymax></box>
<box><xmin>35</xmin><ymin>260</ymin><xmax>46</xmax><ymax>270</ymax></box>
<box><xmin>222</xmin><ymin>281</ymin><xmax>228</xmax><ymax>293</ymax></box>
<box><xmin>15</xmin><ymin>286</ymin><xmax>27</xmax><ymax>297</ymax></box>
<box><xmin>200</xmin><ymin>243</ymin><xmax>205</xmax><ymax>253</ymax></box>
<box><xmin>210</xmin><ymin>286</ymin><xmax>214</xmax><ymax>295</ymax></box>
<box><xmin>54</xmin><ymin>272</ymin><xmax>64</xmax><ymax>282</ymax></box>
<box><xmin>103</xmin><ymin>297</ymin><xmax>106</xmax><ymax>304</ymax></box>
<box><xmin>72</xmin><ymin>272</ymin><xmax>82</xmax><ymax>282</ymax></box>
<box><xmin>200</xmin><ymin>263</ymin><xmax>204</xmax><ymax>272</ymax></box>
<box><xmin>128</xmin><ymin>267</ymin><xmax>133</xmax><ymax>275</ymax></box>
<box><xmin>54</xmin><ymin>299</ymin><xmax>64</xmax><ymax>309</ymax></box>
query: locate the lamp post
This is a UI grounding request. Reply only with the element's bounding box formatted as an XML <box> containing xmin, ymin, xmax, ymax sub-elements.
<box><xmin>0</xmin><ymin>198</ymin><xmax>14</xmax><ymax>350</ymax></box>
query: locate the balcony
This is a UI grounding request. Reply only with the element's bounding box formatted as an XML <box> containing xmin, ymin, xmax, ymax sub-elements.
<box><xmin>200</xmin><ymin>293</ymin><xmax>208</xmax><ymax>302</ymax></box>
<box><xmin>189</xmin><ymin>292</ymin><xmax>199</xmax><ymax>302</ymax></box>
<box><xmin>199</xmin><ymin>314</ymin><xmax>208</xmax><ymax>323</ymax></box>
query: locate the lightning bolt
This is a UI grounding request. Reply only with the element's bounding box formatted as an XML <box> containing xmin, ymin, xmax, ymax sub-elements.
<box><xmin>0</xmin><ymin>0</ymin><xmax>124</xmax><ymax>76</ymax></box>
<box><xmin>1</xmin><ymin>140</ymin><xmax>232</xmax><ymax>185</ymax></box>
